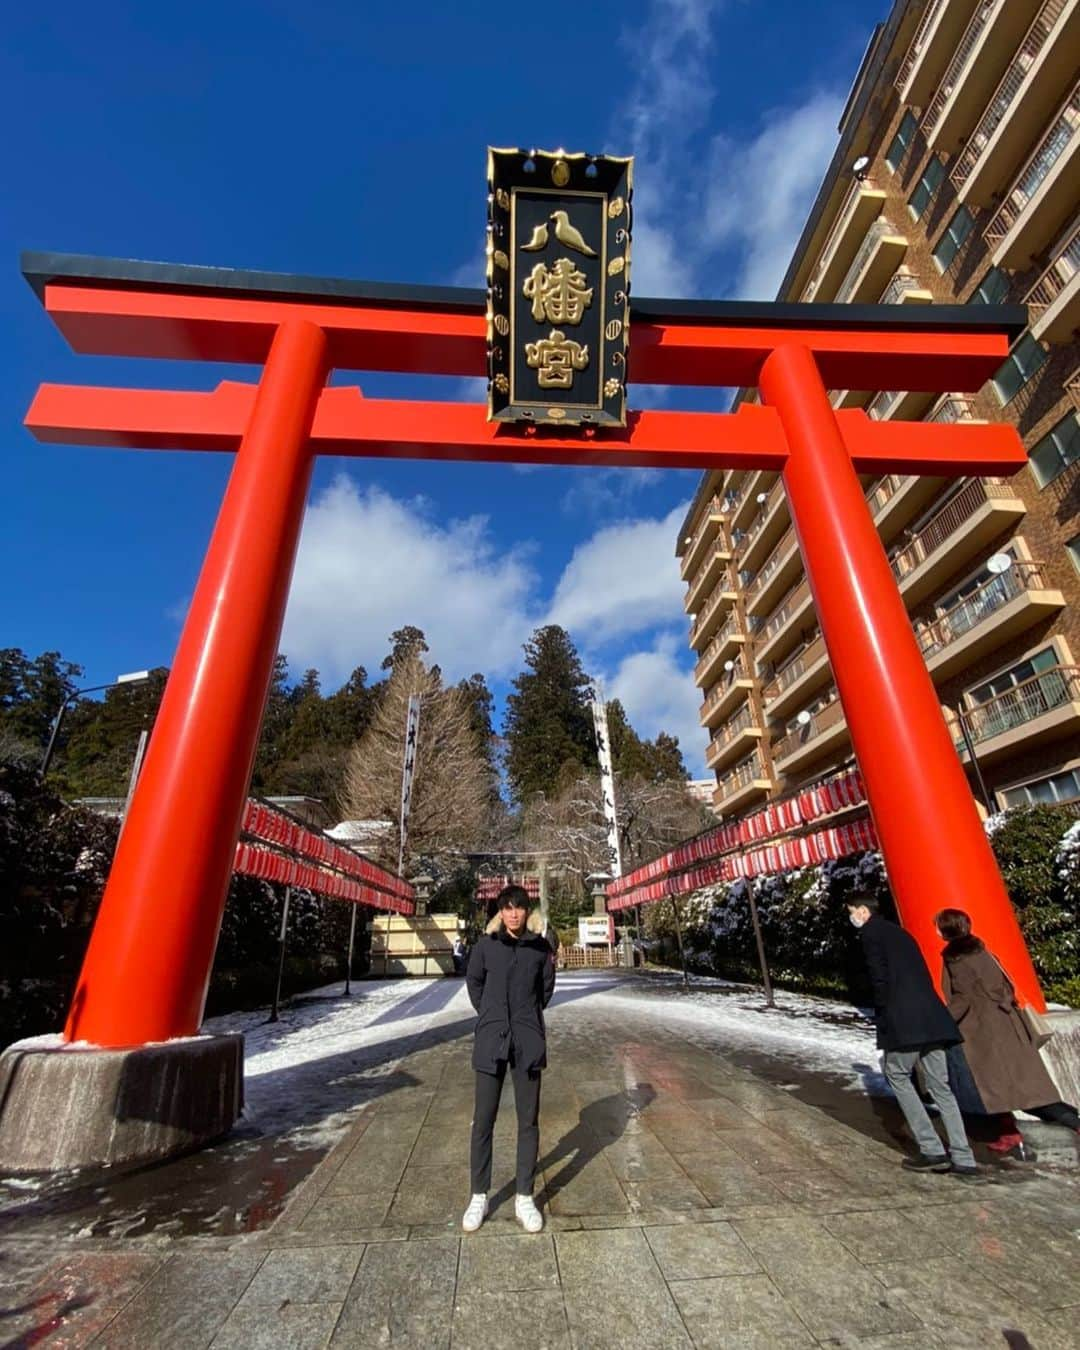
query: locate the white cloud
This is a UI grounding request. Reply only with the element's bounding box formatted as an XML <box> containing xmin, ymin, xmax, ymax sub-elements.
<box><xmin>605</xmin><ymin>631</ymin><xmax>708</xmax><ymax>775</ymax></box>
<box><xmin>281</xmin><ymin>476</ymin><xmax>537</xmax><ymax>683</ymax></box>
<box><xmin>559</xmin><ymin>466</ymin><xmax>665</xmax><ymax>517</ymax></box>
<box><xmin>546</xmin><ymin>503</ymin><xmax>688</xmax><ymax>643</ymax></box>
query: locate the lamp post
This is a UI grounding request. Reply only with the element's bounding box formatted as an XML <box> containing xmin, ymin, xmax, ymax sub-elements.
<box><xmin>39</xmin><ymin>670</ymin><xmax>151</xmax><ymax>779</ymax></box>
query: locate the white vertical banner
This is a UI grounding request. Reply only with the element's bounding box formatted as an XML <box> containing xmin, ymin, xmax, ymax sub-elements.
<box><xmin>591</xmin><ymin>697</ymin><xmax>623</xmax><ymax>879</ymax></box>
<box><xmin>398</xmin><ymin>694</ymin><xmax>422</xmax><ymax>875</ymax></box>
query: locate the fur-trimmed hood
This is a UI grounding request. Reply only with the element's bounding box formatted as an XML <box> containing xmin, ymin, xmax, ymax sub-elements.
<box><xmin>485</xmin><ymin>909</ymin><xmax>546</xmax><ymax>936</ymax></box>
<box><xmin>942</xmin><ymin>934</ymin><xmax>986</xmax><ymax>962</ymax></box>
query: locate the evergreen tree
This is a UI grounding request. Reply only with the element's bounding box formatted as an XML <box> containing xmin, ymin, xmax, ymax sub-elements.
<box><xmin>381</xmin><ymin>626</ymin><xmax>429</xmax><ymax>672</ymax></box>
<box><xmin>0</xmin><ymin>648</ymin><xmax>84</xmax><ymax>753</ymax></box>
<box><xmin>503</xmin><ymin>625</ymin><xmax>596</xmax><ymax>805</ymax></box>
<box><xmin>250</xmin><ymin>654</ymin><xmax>294</xmax><ymax>793</ymax></box>
<box><xmin>59</xmin><ymin>667</ymin><xmax>168</xmax><ymax>796</ymax></box>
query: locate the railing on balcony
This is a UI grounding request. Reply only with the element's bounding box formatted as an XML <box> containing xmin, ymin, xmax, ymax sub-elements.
<box><xmin>801</xmin><ymin>176</ymin><xmax>879</xmax><ymax>300</ymax></box>
<box><xmin>747</xmin><ymin>524</ymin><xmax>797</xmax><ymax>601</ymax></box>
<box><xmin>921</xmin><ymin>0</ymin><xmax>1001</xmax><ymax>136</ymax></box>
<box><xmin>868</xmin><ymin>473</ymin><xmax>904</xmax><ymax>513</ymax></box>
<box><xmin>867</xmin><ymin>389</ymin><xmax>904</xmax><ymax>421</ymax></box>
<box><xmin>927</xmin><ymin>393</ymin><xmax>977</xmax><ymax>423</ymax></box>
<box><xmin>890</xmin><ymin>478</ymin><xmax>1013</xmax><ymax>579</ymax></box>
<box><xmin>835</xmin><ymin>218</ymin><xmax>898</xmax><ymax>303</ymax></box>
<box><xmin>694</xmin><ymin>613</ymin><xmax>742</xmax><ymax>681</ymax></box>
<box><xmin>682</xmin><ymin>494</ymin><xmax>724</xmax><ymax>566</ymax></box>
<box><xmin>710</xmin><ymin>702</ymin><xmax>755</xmax><ymax>755</ymax></box>
<box><xmin>687</xmin><ymin>542</ymin><xmax>729</xmax><ymax>600</ymax></box>
<box><xmin>984</xmin><ymin>84</ymin><xmax>1080</xmax><ymax>248</ymax></box>
<box><xmin>758</xmin><ymin>577</ymin><xmax>812</xmax><ymax>648</ymax></box>
<box><xmin>765</xmin><ymin>633</ymin><xmax>827</xmax><ymax>702</ymax></box>
<box><xmin>743</xmin><ymin>480</ymin><xmax>786</xmax><ymax>550</ymax></box>
<box><xmin>773</xmin><ymin>698</ymin><xmax>845</xmax><ymax>762</ymax></box>
<box><xmin>880</xmin><ymin>270</ymin><xmax>925</xmax><ymax>304</ymax></box>
<box><xmin>1026</xmin><ymin>218</ymin><xmax>1080</xmax><ymax>322</ymax></box>
<box><xmin>717</xmin><ymin>750</ymin><xmax>768</xmax><ymax>796</ymax></box>
<box><xmin>701</xmin><ymin>656</ymin><xmax>751</xmax><ymax>718</ymax></box>
<box><xmin>950</xmin><ymin>0</ymin><xmax>1068</xmax><ymax>191</ymax></box>
<box><xmin>918</xmin><ymin>562</ymin><xmax>1050</xmax><ymax>658</ymax></box>
<box><xmin>960</xmin><ymin>664</ymin><xmax>1080</xmax><ymax>745</ymax></box>
<box><xmin>896</xmin><ymin>0</ymin><xmax>948</xmax><ymax>92</ymax></box>
<box><xmin>690</xmin><ymin>586</ymin><xmax>730</xmax><ymax>645</ymax></box>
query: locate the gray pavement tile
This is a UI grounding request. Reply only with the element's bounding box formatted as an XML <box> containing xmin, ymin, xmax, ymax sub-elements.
<box><xmin>266</xmin><ymin>1228</ymin><xmax>407</xmax><ymax>1249</ymax></box>
<box><xmin>823</xmin><ymin>1208</ymin><xmax>953</xmax><ymax>1264</ymax></box>
<box><xmin>210</xmin><ymin>1300</ymin><xmax>342</xmax><ymax>1349</ymax></box>
<box><xmin>457</xmin><ymin>1233</ymin><xmax>559</xmax><ymax>1292</ymax></box>
<box><xmin>452</xmin><ymin>1288</ymin><xmax>570</xmax><ymax>1350</ymax></box>
<box><xmin>767</xmin><ymin>1168</ymin><xmax>891</xmax><ymax>1212</ymax></box>
<box><xmin>676</xmin><ymin>1154</ymin><xmax>787</xmax><ymax>1208</ymax></box>
<box><xmin>777</xmin><ymin>1268</ymin><xmax>921</xmax><ymax>1342</ymax></box>
<box><xmin>645</xmin><ymin>1221</ymin><xmax>762</xmax><ymax>1280</ymax></box>
<box><xmin>601</xmin><ymin>1135</ymin><xmax>685</xmax><ymax>1182</ymax></box>
<box><xmin>710</xmin><ymin>1126</ymin><xmax>817</xmax><ymax>1171</ymax></box>
<box><xmin>20</xmin><ymin>1250</ymin><xmax>163</xmax><ymax>1310</ymax></box>
<box><xmin>327</xmin><ymin>1149</ymin><xmax>411</xmax><ymax>1195</ymax></box>
<box><xmin>733</xmin><ymin>1213</ymin><xmax>866</xmax><ymax>1281</ymax></box>
<box><xmin>238</xmin><ymin>1245</ymin><xmax>362</xmax><ymax>1305</ymax></box>
<box><xmin>412</xmin><ymin>1126</ymin><xmax>470</xmax><ymax>1168</ymax></box>
<box><xmin>299</xmin><ymin>1192</ymin><xmax>393</xmax><ymax>1231</ymax></box>
<box><xmin>94</xmin><ymin>1250</ymin><xmax>265</xmax><ymax>1350</ymax></box>
<box><xmin>386</xmin><ymin>1165</ymin><xmax>467</xmax><ymax>1228</ymax></box>
<box><xmin>562</xmin><ymin>1280</ymin><xmax>692</xmax><ymax>1349</ymax></box>
<box><xmin>621</xmin><ymin>1175</ymin><xmax>711</xmax><ymax>1212</ymax></box>
<box><xmin>554</xmin><ymin>1226</ymin><xmax>662</xmax><ymax>1284</ymax></box>
<box><xmin>0</xmin><ymin>1292</ymin><xmax>126</xmax><ymax>1347</ymax></box>
<box><xmin>331</xmin><ymin>1237</ymin><xmax>456</xmax><ymax>1349</ymax></box>
<box><xmin>669</xmin><ymin>1274</ymin><xmax>816</xmax><ymax>1348</ymax></box>
<box><xmin>1040</xmin><ymin>1307</ymin><xmax>1080</xmax><ymax>1350</ymax></box>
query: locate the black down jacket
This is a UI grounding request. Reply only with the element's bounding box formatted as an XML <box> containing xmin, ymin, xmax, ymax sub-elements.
<box><xmin>466</xmin><ymin>911</ymin><xmax>556</xmax><ymax>1073</ymax></box>
<box><xmin>858</xmin><ymin>914</ymin><xmax>962</xmax><ymax>1053</ymax></box>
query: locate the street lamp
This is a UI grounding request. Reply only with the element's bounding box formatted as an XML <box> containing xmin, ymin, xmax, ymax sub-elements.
<box><xmin>39</xmin><ymin>669</ymin><xmax>151</xmax><ymax>778</ymax></box>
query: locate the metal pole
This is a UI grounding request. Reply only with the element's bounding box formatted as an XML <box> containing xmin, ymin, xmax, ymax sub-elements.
<box><xmin>39</xmin><ymin>699</ymin><xmax>72</xmax><ymax>779</ymax></box>
<box><xmin>344</xmin><ymin>904</ymin><xmax>358</xmax><ymax>995</ymax></box>
<box><xmin>745</xmin><ymin>885</ymin><xmax>775</xmax><ymax>1007</ymax></box>
<box><xmin>269</xmin><ymin>886</ymin><xmax>292</xmax><ymax>1023</ymax></box>
<box><xmin>952</xmin><ymin>707</ymin><xmax>996</xmax><ymax>816</ymax></box>
<box><xmin>119</xmin><ymin>729</ymin><xmax>150</xmax><ymax>829</ymax></box>
<box><xmin>670</xmin><ymin>896</ymin><xmax>690</xmax><ymax>992</ymax></box>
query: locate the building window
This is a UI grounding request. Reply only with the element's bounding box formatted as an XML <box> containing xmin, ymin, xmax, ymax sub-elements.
<box><xmin>1001</xmin><ymin>767</ymin><xmax>1080</xmax><ymax>809</ymax></box>
<box><xmin>967</xmin><ymin>647</ymin><xmax>1058</xmax><ymax>707</ymax></box>
<box><xmin>1029</xmin><ymin>412</ymin><xmax>1080</xmax><ymax>486</ymax></box>
<box><xmin>885</xmin><ymin>111</ymin><xmax>918</xmax><ymax>171</ymax></box>
<box><xmin>969</xmin><ymin>266</ymin><xmax>1009</xmax><ymax>305</ymax></box>
<box><xmin>908</xmin><ymin>156</ymin><xmax>945</xmax><ymax>220</ymax></box>
<box><xmin>1067</xmin><ymin>533</ymin><xmax>1080</xmax><ymax>574</ymax></box>
<box><xmin>932</xmin><ymin>205</ymin><xmax>974</xmax><ymax>271</ymax></box>
<box><xmin>992</xmin><ymin>332</ymin><xmax>1047</xmax><ymax>405</ymax></box>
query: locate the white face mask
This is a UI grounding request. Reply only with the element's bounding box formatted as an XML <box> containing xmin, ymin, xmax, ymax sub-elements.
<box><xmin>849</xmin><ymin>913</ymin><xmax>867</xmax><ymax>929</ymax></box>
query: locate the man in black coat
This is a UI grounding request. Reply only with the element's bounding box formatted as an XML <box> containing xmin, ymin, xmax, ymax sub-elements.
<box><xmin>847</xmin><ymin>894</ymin><xmax>977</xmax><ymax>1177</ymax></box>
<box><xmin>462</xmin><ymin>884</ymin><xmax>555</xmax><ymax>1233</ymax></box>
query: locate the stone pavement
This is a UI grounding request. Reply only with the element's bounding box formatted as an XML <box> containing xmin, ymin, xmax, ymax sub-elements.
<box><xmin>2</xmin><ymin>973</ymin><xmax>1079</xmax><ymax>1348</ymax></box>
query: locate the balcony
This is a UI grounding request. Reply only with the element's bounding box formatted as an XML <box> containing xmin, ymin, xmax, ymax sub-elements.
<box><xmin>695</xmin><ymin>613</ymin><xmax>746</xmax><ymax>688</ymax></box>
<box><xmin>729</xmin><ymin>472</ymin><xmax>770</xmax><ymax>532</ymax></box>
<box><xmin>866</xmin><ymin>386</ymin><xmax>936</xmax><ymax>423</ymax></box>
<box><xmin>772</xmin><ymin>698</ymin><xmax>850</xmax><ymax>777</ymax></box>
<box><xmin>833</xmin><ymin>218</ymin><xmax>908</xmax><ymax>304</ymax></box>
<box><xmin>714</xmin><ymin>750</ymin><xmax>773</xmax><ymax>815</ymax></box>
<box><xmin>1027</xmin><ymin>217</ymin><xmax>1080</xmax><ymax>343</ymax></box>
<box><xmin>985</xmin><ymin>82</ymin><xmax>1080</xmax><ymax>268</ymax></box>
<box><xmin>684</xmin><ymin>543</ymin><xmax>733</xmax><ymax>615</ymax></box>
<box><xmin>801</xmin><ymin>178</ymin><xmax>886</xmax><ymax>303</ymax></box>
<box><xmin>897</xmin><ymin>0</ymin><xmax>981</xmax><ymax>106</ymax></box>
<box><xmin>763</xmin><ymin>632</ymin><xmax>831</xmax><ymax>721</ymax></box>
<box><xmin>688</xmin><ymin>578</ymin><xmax>738</xmax><ymax>652</ymax></box>
<box><xmin>890</xmin><ymin>478</ymin><xmax>1027</xmax><ymax>607</ymax></box>
<box><xmin>745</xmin><ymin>524</ymin><xmax>803</xmax><ymax>618</ymax></box>
<box><xmin>755</xmin><ymin>577</ymin><xmax>815</xmax><ymax>670</ymax></box>
<box><xmin>739</xmin><ymin>479</ymin><xmax>790</xmax><ymax>574</ymax></box>
<box><xmin>700</xmin><ymin>655</ymin><xmax>757</xmax><ymax>730</ymax></box>
<box><xmin>706</xmin><ymin>702</ymin><xmax>764</xmax><ymax>773</ymax></box>
<box><xmin>955</xmin><ymin>664</ymin><xmax>1080</xmax><ymax>764</ymax></box>
<box><xmin>879</xmin><ymin>270</ymin><xmax>933</xmax><ymax>305</ymax></box>
<box><xmin>923</xmin><ymin>0</ymin><xmax>1034</xmax><ymax>153</ymax></box>
<box><xmin>951</xmin><ymin>0</ymin><xmax>1080</xmax><ymax>208</ymax></box>
<box><xmin>680</xmin><ymin>495</ymin><xmax>725</xmax><ymax>580</ymax></box>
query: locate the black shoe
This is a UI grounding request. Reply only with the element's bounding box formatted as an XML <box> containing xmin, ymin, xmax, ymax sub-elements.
<box><xmin>948</xmin><ymin>1163</ymin><xmax>981</xmax><ymax>1180</ymax></box>
<box><xmin>902</xmin><ymin>1153</ymin><xmax>951</xmax><ymax>1172</ymax></box>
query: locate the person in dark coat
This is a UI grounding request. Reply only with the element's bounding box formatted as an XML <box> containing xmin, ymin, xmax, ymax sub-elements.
<box><xmin>847</xmin><ymin>895</ymin><xmax>977</xmax><ymax>1176</ymax></box>
<box><xmin>936</xmin><ymin>907</ymin><xmax>1079</xmax><ymax>1157</ymax></box>
<box><xmin>462</xmin><ymin>884</ymin><xmax>555</xmax><ymax>1234</ymax></box>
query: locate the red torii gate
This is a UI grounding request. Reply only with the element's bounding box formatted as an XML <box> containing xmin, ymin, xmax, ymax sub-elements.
<box><xmin>22</xmin><ymin>252</ymin><xmax>1044</xmax><ymax>1052</ymax></box>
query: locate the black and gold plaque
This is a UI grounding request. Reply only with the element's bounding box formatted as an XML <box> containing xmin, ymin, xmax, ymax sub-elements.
<box><xmin>487</xmin><ymin>147</ymin><xmax>633</xmax><ymax>428</ymax></box>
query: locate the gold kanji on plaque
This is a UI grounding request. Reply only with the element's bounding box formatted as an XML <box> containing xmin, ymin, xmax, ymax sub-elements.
<box><xmin>522</xmin><ymin>259</ymin><xmax>593</xmax><ymax>326</ymax></box>
<box><xmin>525</xmin><ymin>330</ymin><xmax>589</xmax><ymax>388</ymax></box>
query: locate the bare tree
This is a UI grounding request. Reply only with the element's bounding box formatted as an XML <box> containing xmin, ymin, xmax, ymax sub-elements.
<box><xmin>341</xmin><ymin>652</ymin><xmax>493</xmax><ymax>869</ymax></box>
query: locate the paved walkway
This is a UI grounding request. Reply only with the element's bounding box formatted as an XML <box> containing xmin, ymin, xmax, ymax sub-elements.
<box><xmin>2</xmin><ymin>971</ymin><xmax>1079</xmax><ymax>1347</ymax></box>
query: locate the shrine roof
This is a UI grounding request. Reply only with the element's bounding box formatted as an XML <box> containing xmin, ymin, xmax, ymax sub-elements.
<box><xmin>22</xmin><ymin>251</ymin><xmax>1027</xmax><ymax>340</ymax></box>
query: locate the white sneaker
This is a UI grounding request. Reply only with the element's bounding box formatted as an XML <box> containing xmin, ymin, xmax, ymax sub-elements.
<box><xmin>514</xmin><ymin>1193</ymin><xmax>543</xmax><ymax>1233</ymax></box>
<box><xmin>462</xmin><ymin>1193</ymin><xmax>488</xmax><ymax>1233</ymax></box>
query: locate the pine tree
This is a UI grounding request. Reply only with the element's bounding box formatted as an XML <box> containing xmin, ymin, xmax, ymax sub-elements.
<box><xmin>59</xmin><ymin>667</ymin><xmax>168</xmax><ymax>796</ymax></box>
<box><xmin>503</xmin><ymin>625</ymin><xmax>596</xmax><ymax>805</ymax></box>
<box><xmin>0</xmin><ymin>648</ymin><xmax>84</xmax><ymax>753</ymax></box>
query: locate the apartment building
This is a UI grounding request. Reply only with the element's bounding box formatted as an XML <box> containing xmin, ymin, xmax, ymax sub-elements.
<box><xmin>678</xmin><ymin>0</ymin><xmax>1080</xmax><ymax>819</ymax></box>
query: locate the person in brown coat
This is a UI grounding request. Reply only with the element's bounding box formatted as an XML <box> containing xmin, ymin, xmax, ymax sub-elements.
<box><xmin>935</xmin><ymin>908</ymin><xmax>1080</xmax><ymax>1156</ymax></box>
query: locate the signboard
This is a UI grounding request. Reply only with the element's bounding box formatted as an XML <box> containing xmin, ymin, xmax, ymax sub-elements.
<box><xmin>398</xmin><ymin>694</ymin><xmax>421</xmax><ymax>873</ymax></box>
<box><xmin>591</xmin><ymin>697</ymin><xmax>623</xmax><ymax>877</ymax></box>
<box><xmin>579</xmin><ymin>915</ymin><xmax>615</xmax><ymax>946</ymax></box>
<box><xmin>487</xmin><ymin>147</ymin><xmax>633</xmax><ymax>428</ymax></box>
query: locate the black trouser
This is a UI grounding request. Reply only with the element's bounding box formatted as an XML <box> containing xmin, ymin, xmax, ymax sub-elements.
<box><xmin>470</xmin><ymin>1046</ymin><xmax>542</xmax><ymax>1196</ymax></box>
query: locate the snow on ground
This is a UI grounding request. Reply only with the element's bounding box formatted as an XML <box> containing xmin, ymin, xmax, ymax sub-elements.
<box><xmin>202</xmin><ymin>970</ymin><xmax>882</xmax><ymax>1154</ymax></box>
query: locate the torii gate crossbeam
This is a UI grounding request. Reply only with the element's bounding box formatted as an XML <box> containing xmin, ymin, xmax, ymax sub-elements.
<box><xmin>20</xmin><ymin>254</ymin><xmax>1042</xmax><ymax>1054</ymax></box>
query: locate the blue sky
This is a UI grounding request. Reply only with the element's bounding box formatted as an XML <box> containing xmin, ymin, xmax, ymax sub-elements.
<box><xmin>2</xmin><ymin>0</ymin><xmax>877</xmax><ymax>774</ymax></box>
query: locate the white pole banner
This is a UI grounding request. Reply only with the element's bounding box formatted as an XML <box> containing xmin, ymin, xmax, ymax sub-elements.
<box><xmin>398</xmin><ymin>694</ymin><xmax>422</xmax><ymax>874</ymax></box>
<box><xmin>591</xmin><ymin>697</ymin><xmax>623</xmax><ymax>878</ymax></box>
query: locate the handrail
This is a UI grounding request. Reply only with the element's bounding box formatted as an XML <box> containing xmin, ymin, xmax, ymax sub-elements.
<box><xmin>927</xmin><ymin>393</ymin><xmax>976</xmax><ymax>423</ymax></box>
<box><xmin>682</xmin><ymin>494</ymin><xmax>724</xmax><ymax>565</ymax></box>
<box><xmin>918</xmin><ymin>561</ymin><xmax>1049</xmax><ymax>656</ymax></box>
<box><xmin>759</xmin><ymin>577</ymin><xmax>812</xmax><ymax>645</ymax></box>
<box><xmin>835</xmin><ymin>218</ymin><xmax>899</xmax><ymax>303</ymax></box>
<box><xmin>710</xmin><ymin>702</ymin><xmax>755</xmax><ymax>752</ymax></box>
<box><xmin>1026</xmin><ymin>217</ymin><xmax>1080</xmax><ymax>319</ymax></box>
<box><xmin>880</xmin><ymin>270</ymin><xmax>925</xmax><ymax>304</ymax></box>
<box><xmin>896</xmin><ymin>0</ymin><xmax>949</xmax><ymax>93</ymax></box>
<box><xmin>801</xmin><ymin>176</ymin><xmax>879</xmax><ymax>300</ymax></box>
<box><xmin>921</xmin><ymin>0</ymin><xmax>1002</xmax><ymax>136</ymax></box>
<box><xmin>959</xmin><ymin>664</ymin><xmax>1080</xmax><ymax>744</ymax></box>
<box><xmin>891</xmin><ymin>479</ymin><xmax>1013</xmax><ymax>578</ymax></box>
<box><xmin>984</xmin><ymin>82</ymin><xmax>1080</xmax><ymax>248</ymax></box>
<box><xmin>868</xmin><ymin>473</ymin><xmax>904</xmax><ymax>512</ymax></box>
<box><xmin>701</xmin><ymin>656</ymin><xmax>751</xmax><ymax>715</ymax></box>
<box><xmin>743</xmin><ymin>479</ymin><xmax>787</xmax><ymax>550</ymax></box>
<box><xmin>717</xmin><ymin>750</ymin><xmax>766</xmax><ymax>795</ymax></box>
<box><xmin>687</xmin><ymin>541</ymin><xmax>729</xmax><ymax>599</ymax></box>
<box><xmin>950</xmin><ymin>0</ymin><xmax>1068</xmax><ymax>191</ymax></box>
<box><xmin>690</xmin><ymin>585</ymin><xmax>729</xmax><ymax>644</ymax></box>
<box><xmin>773</xmin><ymin>697</ymin><xmax>845</xmax><ymax>762</ymax></box>
<box><xmin>694</xmin><ymin>613</ymin><xmax>742</xmax><ymax>680</ymax></box>
<box><xmin>765</xmin><ymin>632</ymin><xmax>827</xmax><ymax>701</ymax></box>
<box><xmin>747</xmin><ymin>523</ymin><xmax>797</xmax><ymax>599</ymax></box>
